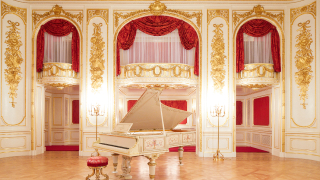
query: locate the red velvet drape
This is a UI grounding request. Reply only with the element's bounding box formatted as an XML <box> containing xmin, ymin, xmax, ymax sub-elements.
<box><xmin>117</xmin><ymin>16</ymin><xmax>199</xmax><ymax>76</ymax></box>
<box><xmin>236</xmin><ymin>19</ymin><xmax>281</xmax><ymax>72</ymax></box>
<box><xmin>236</xmin><ymin>101</ymin><xmax>243</xmax><ymax>125</ymax></box>
<box><xmin>37</xmin><ymin>19</ymin><xmax>80</xmax><ymax>72</ymax></box>
<box><xmin>72</xmin><ymin>100</ymin><xmax>79</xmax><ymax>124</ymax></box>
<box><xmin>253</xmin><ymin>96</ymin><xmax>269</xmax><ymax>126</ymax></box>
<box><xmin>127</xmin><ymin>99</ymin><xmax>188</xmax><ymax>124</ymax></box>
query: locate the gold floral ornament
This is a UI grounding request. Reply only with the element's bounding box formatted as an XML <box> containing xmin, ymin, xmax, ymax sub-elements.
<box><xmin>4</xmin><ymin>21</ymin><xmax>23</xmax><ymax>108</ymax></box>
<box><xmin>290</xmin><ymin>2</ymin><xmax>316</xmax><ymax>24</ymax></box>
<box><xmin>294</xmin><ymin>20</ymin><xmax>314</xmax><ymax>109</ymax></box>
<box><xmin>207</xmin><ymin>9</ymin><xmax>229</xmax><ymax>24</ymax></box>
<box><xmin>1</xmin><ymin>2</ymin><xmax>27</xmax><ymax>24</ymax></box>
<box><xmin>149</xmin><ymin>0</ymin><xmax>167</xmax><ymax>15</ymax></box>
<box><xmin>90</xmin><ymin>23</ymin><xmax>105</xmax><ymax>92</ymax></box>
<box><xmin>210</xmin><ymin>24</ymin><xmax>226</xmax><ymax>93</ymax></box>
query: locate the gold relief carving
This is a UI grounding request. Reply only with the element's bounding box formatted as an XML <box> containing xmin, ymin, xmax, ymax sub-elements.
<box><xmin>89</xmin><ymin>23</ymin><xmax>105</xmax><ymax>92</ymax></box>
<box><xmin>114</xmin><ymin>0</ymin><xmax>202</xmax><ymax>28</ymax></box>
<box><xmin>4</xmin><ymin>21</ymin><xmax>23</xmax><ymax>108</ymax></box>
<box><xmin>32</xmin><ymin>5</ymin><xmax>83</xmax><ymax>26</ymax></box>
<box><xmin>87</xmin><ymin>9</ymin><xmax>109</xmax><ymax>24</ymax></box>
<box><xmin>242</xmin><ymin>84</ymin><xmax>271</xmax><ymax>90</ymax></box>
<box><xmin>233</xmin><ymin>5</ymin><xmax>284</xmax><ymax>28</ymax></box>
<box><xmin>42</xmin><ymin>63</ymin><xmax>73</xmax><ymax>76</ymax></box>
<box><xmin>294</xmin><ymin>20</ymin><xmax>313</xmax><ymax>109</ymax></box>
<box><xmin>290</xmin><ymin>2</ymin><xmax>316</xmax><ymax>24</ymax></box>
<box><xmin>207</xmin><ymin>10</ymin><xmax>229</xmax><ymax>24</ymax></box>
<box><xmin>241</xmin><ymin>64</ymin><xmax>274</xmax><ymax>77</ymax></box>
<box><xmin>210</xmin><ymin>24</ymin><xmax>226</xmax><ymax>93</ymax></box>
<box><xmin>1</xmin><ymin>2</ymin><xmax>27</xmax><ymax>24</ymax></box>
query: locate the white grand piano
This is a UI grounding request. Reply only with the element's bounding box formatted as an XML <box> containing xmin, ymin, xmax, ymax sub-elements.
<box><xmin>92</xmin><ymin>88</ymin><xmax>196</xmax><ymax>179</ymax></box>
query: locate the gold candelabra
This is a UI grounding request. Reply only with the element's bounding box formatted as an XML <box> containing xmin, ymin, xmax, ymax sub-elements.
<box><xmin>210</xmin><ymin>105</ymin><xmax>225</xmax><ymax>161</ymax></box>
<box><xmin>88</xmin><ymin>103</ymin><xmax>105</xmax><ymax>141</ymax></box>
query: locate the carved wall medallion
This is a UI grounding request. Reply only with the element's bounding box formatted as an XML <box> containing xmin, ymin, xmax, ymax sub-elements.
<box><xmin>87</xmin><ymin>9</ymin><xmax>109</xmax><ymax>24</ymax></box>
<box><xmin>1</xmin><ymin>2</ymin><xmax>27</xmax><ymax>24</ymax></box>
<box><xmin>114</xmin><ymin>0</ymin><xmax>202</xmax><ymax>28</ymax></box>
<box><xmin>233</xmin><ymin>5</ymin><xmax>284</xmax><ymax>29</ymax></box>
<box><xmin>208</xmin><ymin>9</ymin><xmax>229</xmax><ymax>24</ymax></box>
<box><xmin>32</xmin><ymin>5</ymin><xmax>83</xmax><ymax>26</ymax></box>
<box><xmin>4</xmin><ymin>21</ymin><xmax>23</xmax><ymax>108</ymax></box>
<box><xmin>290</xmin><ymin>1</ymin><xmax>316</xmax><ymax>24</ymax></box>
<box><xmin>210</xmin><ymin>24</ymin><xmax>226</xmax><ymax>93</ymax></box>
<box><xmin>89</xmin><ymin>23</ymin><xmax>105</xmax><ymax>92</ymax></box>
<box><xmin>294</xmin><ymin>20</ymin><xmax>313</xmax><ymax>109</ymax></box>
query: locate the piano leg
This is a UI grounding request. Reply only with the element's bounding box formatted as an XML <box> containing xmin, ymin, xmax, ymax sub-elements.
<box><xmin>146</xmin><ymin>154</ymin><xmax>160</xmax><ymax>180</ymax></box>
<box><xmin>112</xmin><ymin>153</ymin><xmax>119</xmax><ymax>173</ymax></box>
<box><xmin>121</xmin><ymin>155</ymin><xmax>132</xmax><ymax>179</ymax></box>
<box><xmin>178</xmin><ymin>146</ymin><xmax>184</xmax><ymax>166</ymax></box>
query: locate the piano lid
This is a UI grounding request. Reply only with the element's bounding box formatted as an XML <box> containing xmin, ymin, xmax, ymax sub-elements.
<box><xmin>120</xmin><ymin>89</ymin><xmax>192</xmax><ymax>131</ymax></box>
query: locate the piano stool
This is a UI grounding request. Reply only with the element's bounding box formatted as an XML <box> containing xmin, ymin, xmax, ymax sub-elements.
<box><xmin>86</xmin><ymin>156</ymin><xmax>109</xmax><ymax>180</ymax></box>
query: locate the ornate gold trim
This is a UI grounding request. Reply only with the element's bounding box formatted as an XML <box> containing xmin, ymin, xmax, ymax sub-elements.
<box><xmin>114</xmin><ymin>0</ymin><xmax>202</xmax><ymax>28</ymax></box>
<box><xmin>4</xmin><ymin>21</ymin><xmax>23</xmax><ymax>108</ymax></box>
<box><xmin>232</xmin><ymin>5</ymin><xmax>284</xmax><ymax>28</ymax></box>
<box><xmin>208</xmin><ymin>10</ymin><xmax>229</xmax><ymax>24</ymax></box>
<box><xmin>294</xmin><ymin>20</ymin><xmax>313</xmax><ymax>109</ymax></box>
<box><xmin>290</xmin><ymin>1</ymin><xmax>316</xmax><ymax>24</ymax></box>
<box><xmin>1</xmin><ymin>2</ymin><xmax>27</xmax><ymax>24</ymax></box>
<box><xmin>32</xmin><ymin>5</ymin><xmax>83</xmax><ymax>26</ymax></box>
<box><xmin>87</xmin><ymin>9</ymin><xmax>109</xmax><ymax>24</ymax></box>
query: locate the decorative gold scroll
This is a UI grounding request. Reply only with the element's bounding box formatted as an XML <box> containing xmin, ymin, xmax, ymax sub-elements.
<box><xmin>290</xmin><ymin>1</ymin><xmax>316</xmax><ymax>24</ymax></box>
<box><xmin>233</xmin><ymin>5</ymin><xmax>284</xmax><ymax>28</ymax></box>
<box><xmin>4</xmin><ymin>21</ymin><xmax>23</xmax><ymax>108</ymax></box>
<box><xmin>114</xmin><ymin>0</ymin><xmax>202</xmax><ymax>28</ymax></box>
<box><xmin>294</xmin><ymin>20</ymin><xmax>314</xmax><ymax>109</ymax></box>
<box><xmin>207</xmin><ymin>9</ymin><xmax>229</xmax><ymax>24</ymax></box>
<box><xmin>87</xmin><ymin>9</ymin><xmax>109</xmax><ymax>24</ymax></box>
<box><xmin>32</xmin><ymin>5</ymin><xmax>83</xmax><ymax>26</ymax></box>
<box><xmin>210</xmin><ymin>24</ymin><xmax>226</xmax><ymax>93</ymax></box>
<box><xmin>89</xmin><ymin>23</ymin><xmax>105</xmax><ymax>92</ymax></box>
<box><xmin>1</xmin><ymin>2</ymin><xmax>27</xmax><ymax>24</ymax></box>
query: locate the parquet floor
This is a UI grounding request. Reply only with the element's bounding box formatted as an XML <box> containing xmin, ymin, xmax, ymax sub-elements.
<box><xmin>0</xmin><ymin>151</ymin><xmax>320</xmax><ymax>180</ymax></box>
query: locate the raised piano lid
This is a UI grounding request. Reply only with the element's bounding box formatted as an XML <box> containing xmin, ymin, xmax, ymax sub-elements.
<box><xmin>120</xmin><ymin>88</ymin><xmax>192</xmax><ymax>131</ymax></box>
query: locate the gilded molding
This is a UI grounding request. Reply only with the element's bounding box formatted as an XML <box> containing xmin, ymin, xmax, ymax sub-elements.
<box><xmin>32</xmin><ymin>5</ymin><xmax>83</xmax><ymax>26</ymax></box>
<box><xmin>241</xmin><ymin>84</ymin><xmax>271</xmax><ymax>89</ymax></box>
<box><xmin>89</xmin><ymin>23</ymin><xmax>105</xmax><ymax>92</ymax></box>
<box><xmin>114</xmin><ymin>0</ymin><xmax>202</xmax><ymax>28</ymax></box>
<box><xmin>210</xmin><ymin>24</ymin><xmax>226</xmax><ymax>93</ymax></box>
<box><xmin>1</xmin><ymin>2</ymin><xmax>27</xmax><ymax>24</ymax></box>
<box><xmin>87</xmin><ymin>9</ymin><xmax>109</xmax><ymax>24</ymax></box>
<box><xmin>294</xmin><ymin>20</ymin><xmax>313</xmax><ymax>109</ymax></box>
<box><xmin>4</xmin><ymin>20</ymin><xmax>23</xmax><ymax>108</ymax></box>
<box><xmin>290</xmin><ymin>1</ymin><xmax>316</xmax><ymax>24</ymax></box>
<box><xmin>207</xmin><ymin>10</ymin><xmax>229</xmax><ymax>24</ymax></box>
<box><xmin>233</xmin><ymin>5</ymin><xmax>284</xmax><ymax>28</ymax></box>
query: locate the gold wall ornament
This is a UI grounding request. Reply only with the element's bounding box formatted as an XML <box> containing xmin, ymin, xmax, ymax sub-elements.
<box><xmin>4</xmin><ymin>20</ymin><xmax>23</xmax><ymax>108</ymax></box>
<box><xmin>1</xmin><ymin>2</ymin><xmax>27</xmax><ymax>24</ymax></box>
<box><xmin>210</xmin><ymin>24</ymin><xmax>226</xmax><ymax>93</ymax></box>
<box><xmin>32</xmin><ymin>5</ymin><xmax>83</xmax><ymax>26</ymax></box>
<box><xmin>87</xmin><ymin>9</ymin><xmax>109</xmax><ymax>24</ymax></box>
<box><xmin>114</xmin><ymin>0</ymin><xmax>202</xmax><ymax>28</ymax></box>
<box><xmin>290</xmin><ymin>1</ymin><xmax>316</xmax><ymax>24</ymax></box>
<box><xmin>241</xmin><ymin>84</ymin><xmax>271</xmax><ymax>90</ymax></box>
<box><xmin>232</xmin><ymin>5</ymin><xmax>284</xmax><ymax>28</ymax></box>
<box><xmin>89</xmin><ymin>23</ymin><xmax>105</xmax><ymax>92</ymax></box>
<box><xmin>207</xmin><ymin>10</ymin><xmax>229</xmax><ymax>24</ymax></box>
<box><xmin>294</xmin><ymin>20</ymin><xmax>314</xmax><ymax>109</ymax></box>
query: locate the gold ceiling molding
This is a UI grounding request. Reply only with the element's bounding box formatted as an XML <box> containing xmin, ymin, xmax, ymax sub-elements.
<box><xmin>232</xmin><ymin>5</ymin><xmax>284</xmax><ymax>28</ymax></box>
<box><xmin>89</xmin><ymin>23</ymin><xmax>106</xmax><ymax>92</ymax></box>
<box><xmin>210</xmin><ymin>24</ymin><xmax>226</xmax><ymax>93</ymax></box>
<box><xmin>294</xmin><ymin>20</ymin><xmax>313</xmax><ymax>109</ymax></box>
<box><xmin>1</xmin><ymin>2</ymin><xmax>27</xmax><ymax>24</ymax></box>
<box><xmin>114</xmin><ymin>0</ymin><xmax>202</xmax><ymax>28</ymax></box>
<box><xmin>4</xmin><ymin>20</ymin><xmax>23</xmax><ymax>108</ymax></box>
<box><xmin>207</xmin><ymin>9</ymin><xmax>229</xmax><ymax>24</ymax></box>
<box><xmin>32</xmin><ymin>5</ymin><xmax>83</xmax><ymax>26</ymax></box>
<box><xmin>290</xmin><ymin>1</ymin><xmax>316</xmax><ymax>24</ymax></box>
<box><xmin>87</xmin><ymin>9</ymin><xmax>109</xmax><ymax>24</ymax></box>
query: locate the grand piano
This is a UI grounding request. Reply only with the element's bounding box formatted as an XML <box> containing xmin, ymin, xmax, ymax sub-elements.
<box><xmin>92</xmin><ymin>88</ymin><xmax>196</xmax><ymax>179</ymax></box>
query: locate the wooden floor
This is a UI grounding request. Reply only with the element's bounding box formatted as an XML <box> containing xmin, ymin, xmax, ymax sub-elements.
<box><xmin>1</xmin><ymin>151</ymin><xmax>320</xmax><ymax>180</ymax></box>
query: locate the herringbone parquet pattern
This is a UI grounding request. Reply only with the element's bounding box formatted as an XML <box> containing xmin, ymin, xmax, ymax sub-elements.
<box><xmin>0</xmin><ymin>151</ymin><xmax>320</xmax><ymax>180</ymax></box>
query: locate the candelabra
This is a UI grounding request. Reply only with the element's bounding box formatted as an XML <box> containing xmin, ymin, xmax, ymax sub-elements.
<box><xmin>88</xmin><ymin>103</ymin><xmax>105</xmax><ymax>141</ymax></box>
<box><xmin>210</xmin><ymin>105</ymin><xmax>225</xmax><ymax>161</ymax></box>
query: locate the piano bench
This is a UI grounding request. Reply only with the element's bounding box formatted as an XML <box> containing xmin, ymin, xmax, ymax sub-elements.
<box><xmin>86</xmin><ymin>156</ymin><xmax>109</xmax><ymax>180</ymax></box>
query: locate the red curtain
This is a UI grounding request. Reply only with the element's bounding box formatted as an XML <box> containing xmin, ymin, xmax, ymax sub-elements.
<box><xmin>236</xmin><ymin>19</ymin><xmax>281</xmax><ymax>72</ymax></box>
<box><xmin>37</xmin><ymin>19</ymin><xmax>80</xmax><ymax>72</ymax></box>
<box><xmin>72</xmin><ymin>100</ymin><xmax>79</xmax><ymax>124</ymax></box>
<box><xmin>236</xmin><ymin>101</ymin><xmax>243</xmax><ymax>125</ymax></box>
<box><xmin>117</xmin><ymin>16</ymin><xmax>199</xmax><ymax>76</ymax></box>
<box><xmin>253</xmin><ymin>96</ymin><xmax>269</xmax><ymax>126</ymax></box>
<box><xmin>127</xmin><ymin>99</ymin><xmax>188</xmax><ymax>124</ymax></box>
